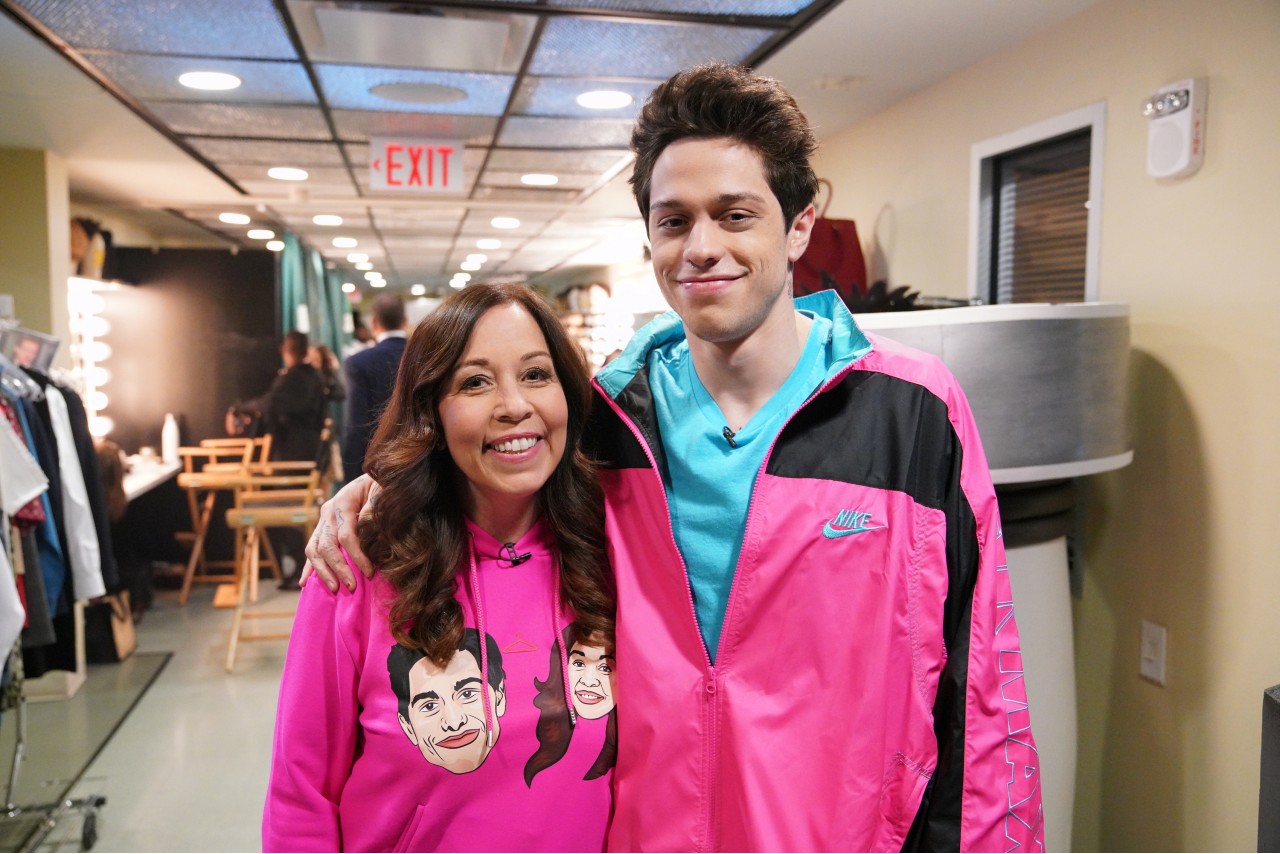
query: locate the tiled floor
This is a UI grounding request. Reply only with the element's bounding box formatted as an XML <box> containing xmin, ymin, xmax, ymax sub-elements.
<box><xmin>28</xmin><ymin>583</ymin><xmax>298</xmax><ymax>852</ymax></box>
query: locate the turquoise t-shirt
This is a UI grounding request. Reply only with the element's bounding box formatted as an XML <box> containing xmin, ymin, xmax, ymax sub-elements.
<box><xmin>647</xmin><ymin>313</ymin><xmax>833</xmax><ymax>661</ymax></box>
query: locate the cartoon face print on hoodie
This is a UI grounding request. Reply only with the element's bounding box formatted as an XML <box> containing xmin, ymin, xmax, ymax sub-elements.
<box><xmin>387</xmin><ymin>629</ymin><xmax>507</xmax><ymax>775</ymax></box>
<box><xmin>524</xmin><ymin>628</ymin><xmax>618</xmax><ymax>786</ymax></box>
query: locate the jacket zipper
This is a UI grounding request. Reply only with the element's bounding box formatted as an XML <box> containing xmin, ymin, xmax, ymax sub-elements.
<box><xmin>594</xmin><ymin>381</ymin><xmax>718</xmax><ymax>852</ymax></box>
<box><xmin>716</xmin><ymin>358</ymin><xmax>864</xmax><ymax>659</ymax></box>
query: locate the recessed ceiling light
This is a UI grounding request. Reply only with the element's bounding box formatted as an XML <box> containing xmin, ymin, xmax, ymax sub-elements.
<box><xmin>576</xmin><ymin>90</ymin><xmax>632</xmax><ymax>110</ymax></box>
<box><xmin>268</xmin><ymin>167</ymin><xmax>309</xmax><ymax>181</ymax></box>
<box><xmin>266</xmin><ymin>240</ymin><xmax>285</xmax><ymax>251</ymax></box>
<box><xmin>460</xmin><ymin>261</ymin><xmax>481</xmax><ymax>271</ymax></box>
<box><xmin>476</xmin><ymin>238</ymin><xmax>501</xmax><ymax>250</ymax></box>
<box><xmin>247</xmin><ymin>229</ymin><xmax>275</xmax><ymax>240</ymax></box>
<box><xmin>341</xmin><ymin>282</ymin><xmax>357</xmax><ymax>293</ymax></box>
<box><xmin>454</xmin><ymin>273</ymin><xmax>472</xmax><ymax>283</ymax></box>
<box><xmin>521</xmin><ymin>173</ymin><xmax>559</xmax><ymax>186</ymax></box>
<box><xmin>466</xmin><ymin>254</ymin><xmax>488</xmax><ymax>263</ymax></box>
<box><xmin>219</xmin><ymin>212</ymin><xmax>251</xmax><ymax>225</ymax></box>
<box><xmin>179</xmin><ymin>71</ymin><xmax>241</xmax><ymax>91</ymax></box>
<box><xmin>313</xmin><ymin>214</ymin><xmax>343</xmax><ymax>226</ymax></box>
<box><xmin>355</xmin><ymin>262</ymin><xmax>373</xmax><ymax>271</ymax></box>
<box><xmin>364</xmin><ymin>272</ymin><xmax>383</xmax><ymax>281</ymax></box>
<box><xmin>371</xmin><ymin>280</ymin><xmax>387</xmax><ymax>288</ymax></box>
<box><xmin>332</xmin><ymin>237</ymin><xmax>358</xmax><ymax>248</ymax></box>
<box><xmin>347</xmin><ymin>253</ymin><xmax>369</xmax><ymax>263</ymax></box>
<box><xmin>410</xmin><ymin>284</ymin><xmax>426</xmax><ymax>296</ymax></box>
<box><xmin>369</xmin><ymin>82</ymin><xmax>467</xmax><ymax>105</ymax></box>
<box><xmin>490</xmin><ymin>217</ymin><xmax>520</xmax><ymax>230</ymax></box>
<box><xmin>450</xmin><ymin>281</ymin><xmax>466</xmax><ymax>289</ymax></box>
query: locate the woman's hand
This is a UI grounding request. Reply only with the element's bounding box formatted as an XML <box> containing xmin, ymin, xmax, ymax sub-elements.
<box><xmin>302</xmin><ymin>474</ymin><xmax>379</xmax><ymax>591</ymax></box>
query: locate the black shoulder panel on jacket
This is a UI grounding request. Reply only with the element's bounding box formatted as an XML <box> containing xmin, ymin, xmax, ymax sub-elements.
<box><xmin>768</xmin><ymin>371</ymin><xmax>956</xmax><ymax>510</ymax></box>
<box><xmin>585</xmin><ymin>371</ymin><xmax>666</xmax><ymax>476</ymax></box>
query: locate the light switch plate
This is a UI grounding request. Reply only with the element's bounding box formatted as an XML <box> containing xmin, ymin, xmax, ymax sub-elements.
<box><xmin>1140</xmin><ymin>620</ymin><xmax>1168</xmax><ymax>686</ymax></box>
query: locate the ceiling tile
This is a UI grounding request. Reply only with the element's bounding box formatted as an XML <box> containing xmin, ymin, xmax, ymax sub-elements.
<box><xmin>485</xmin><ymin>148</ymin><xmax>633</xmax><ymax>176</ymax></box>
<box><xmin>189</xmin><ymin>138</ymin><xmax>346</xmax><ymax>167</ymax></box>
<box><xmin>380</xmin><ymin>236</ymin><xmax>459</xmax><ymax>251</ymax></box>
<box><xmin>479</xmin><ymin>170</ymin><xmax>597</xmax><ymax>191</ymax></box>
<box><xmin>147</xmin><ymin>102</ymin><xmax>331</xmax><ymax>139</ymax></box>
<box><xmin>10</xmin><ymin>0</ymin><xmax>298</xmax><ymax>59</ymax></box>
<box><xmin>225</xmin><ymin>164</ymin><xmax>352</xmax><ymax>185</ymax></box>
<box><xmin>510</xmin><ymin>76</ymin><xmax>655</xmax><ymax>119</ymax></box>
<box><xmin>472</xmin><ymin>186</ymin><xmax>581</xmax><ymax>204</ymax></box>
<box><xmin>546</xmin><ymin>0</ymin><xmax>817</xmax><ymax>14</ymax></box>
<box><xmin>331</xmin><ymin>111</ymin><xmax>498</xmax><ymax>144</ymax></box>
<box><xmin>498</xmin><ymin>116</ymin><xmax>633</xmax><ymax>149</ymax></box>
<box><xmin>238</xmin><ymin>179</ymin><xmax>359</xmax><ymax>199</ymax></box>
<box><xmin>82</xmin><ymin>53</ymin><xmax>316</xmax><ymax>103</ymax></box>
<box><xmin>531</xmin><ymin>17</ymin><xmax>776</xmax><ymax>78</ymax></box>
<box><xmin>314</xmin><ymin>64</ymin><xmax>515</xmax><ymax>115</ymax></box>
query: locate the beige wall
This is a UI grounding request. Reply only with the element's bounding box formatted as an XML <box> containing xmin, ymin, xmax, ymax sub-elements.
<box><xmin>814</xmin><ymin>0</ymin><xmax>1280</xmax><ymax>849</ymax></box>
<box><xmin>1</xmin><ymin>146</ymin><xmax>70</xmax><ymax>356</ymax></box>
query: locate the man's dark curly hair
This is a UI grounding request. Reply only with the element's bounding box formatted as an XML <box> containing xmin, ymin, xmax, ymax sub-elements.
<box><xmin>629</xmin><ymin>62</ymin><xmax>819</xmax><ymax>231</ymax></box>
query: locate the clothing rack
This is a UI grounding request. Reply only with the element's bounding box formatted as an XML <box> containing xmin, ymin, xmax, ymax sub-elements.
<box><xmin>0</xmin><ymin>643</ymin><xmax>105</xmax><ymax>851</ymax></box>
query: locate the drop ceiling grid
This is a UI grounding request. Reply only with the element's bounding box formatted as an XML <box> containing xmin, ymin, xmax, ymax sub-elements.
<box><xmin>1</xmin><ymin>0</ymin><xmax>837</xmax><ymax>291</ymax></box>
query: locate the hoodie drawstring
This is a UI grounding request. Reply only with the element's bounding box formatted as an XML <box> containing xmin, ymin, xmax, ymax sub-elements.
<box><xmin>466</xmin><ymin>537</ymin><xmax>495</xmax><ymax>748</ymax></box>
<box><xmin>553</xmin><ymin>576</ymin><xmax>577</xmax><ymax>728</ymax></box>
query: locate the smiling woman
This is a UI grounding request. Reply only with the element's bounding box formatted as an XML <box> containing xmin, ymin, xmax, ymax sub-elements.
<box><xmin>263</xmin><ymin>283</ymin><xmax>616</xmax><ymax>852</ymax></box>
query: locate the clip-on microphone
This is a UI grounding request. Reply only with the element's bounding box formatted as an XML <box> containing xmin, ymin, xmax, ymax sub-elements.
<box><xmin>501</xmin><ymin>542</ymin><xmax>532</xmax><ymax>566</ymax></box>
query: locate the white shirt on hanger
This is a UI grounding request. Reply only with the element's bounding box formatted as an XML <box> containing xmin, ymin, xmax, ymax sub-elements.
<box><xmin>44</xmin><ymin>387</ymin><xmax>105</xmax><ymax>600</ymax></box>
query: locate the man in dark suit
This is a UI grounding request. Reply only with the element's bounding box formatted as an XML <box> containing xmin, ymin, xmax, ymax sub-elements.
<box><xmin>342</xmin><ymin>293</ymin><xmax>407</xmax><ymax>480</ymax></box>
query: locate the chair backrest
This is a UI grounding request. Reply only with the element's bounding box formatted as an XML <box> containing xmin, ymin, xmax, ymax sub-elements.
<box><xmin>179</xmin><ymin>441</ymin><xmax>253</xmax><ymax>474</ymax></box>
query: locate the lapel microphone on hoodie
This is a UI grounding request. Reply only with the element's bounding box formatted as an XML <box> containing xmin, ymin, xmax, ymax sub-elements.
<box><xmin>501</xmin><ymin>542</ymin><xmax>532</xmax><ymax>566</ymax></box>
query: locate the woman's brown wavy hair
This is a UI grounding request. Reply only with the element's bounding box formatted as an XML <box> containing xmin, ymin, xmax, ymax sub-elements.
<box><xmin>360</xmin><ymin>283</ymin><xmax>614</xmax><ymax>665</ymax></box>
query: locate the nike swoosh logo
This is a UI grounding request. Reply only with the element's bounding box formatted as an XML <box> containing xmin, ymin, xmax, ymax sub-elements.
<box><xmin>822</xmin><ymin>521</ymin><xmax>885</xmax><ymax>539</ymax></box>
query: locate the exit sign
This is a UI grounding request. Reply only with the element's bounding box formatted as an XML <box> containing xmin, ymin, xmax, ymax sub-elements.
<box><xmin>369</xmin><ymin>137</ymin><xmax>463</xmax><ymax>193</ymax></box>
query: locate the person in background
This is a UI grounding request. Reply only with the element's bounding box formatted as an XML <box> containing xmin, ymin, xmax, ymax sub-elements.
<box><xmin>305</xmin><ymin>63</ymin><xmax>1043</xmax><ymax>851</ymax></box>
<box><xmin>342</xmin><ymin>293</ymin><xmax>407</xmax><ymax>481</ymax></box>
<box><xmin>244</xmin><ymin>331</ymin><xmax>327</xmax><ymax>588</ymax></box>
<box><xmin>308</xmin><ymin>343</ymin><xmax>345</xmax><ymax>407</ymax></box>
<box><xmin>251</xmin><ymin>331</ymin><xmax>328</xmax><ymax>464</ymax></box>
<box><xmin>262</xmin><ymin>282</ymin><xmax>615</xmax><ymax>851</ymax></box>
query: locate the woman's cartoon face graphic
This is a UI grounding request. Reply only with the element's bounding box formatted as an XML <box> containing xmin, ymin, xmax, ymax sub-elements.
<box><xmin>568</xmin><ymin>642</ymin><xmax>615</xmax><ymax>720</ymax></box>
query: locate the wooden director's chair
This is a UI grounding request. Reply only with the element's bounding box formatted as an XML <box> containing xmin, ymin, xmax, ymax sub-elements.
<box><xmin>221</xmin><ymin>468</ymin><xmax>324</xmax><ymax>672</ymax></box>
<box><xmin>174</xmin><ymin>439</ymin><xmax>266</xmax><ymax>604</ymax></box>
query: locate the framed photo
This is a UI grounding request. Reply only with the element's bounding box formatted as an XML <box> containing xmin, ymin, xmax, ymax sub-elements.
<box><xmin>0</xmin><ymin>327</ymin><xmax>60</xmax><ymax>373</ymax></box>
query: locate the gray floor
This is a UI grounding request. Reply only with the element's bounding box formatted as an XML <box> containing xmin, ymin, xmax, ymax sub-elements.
<box><xmin>23</xmin><ymin>583</ymin><xmax>298</xmax><ymax>852</ymax></box>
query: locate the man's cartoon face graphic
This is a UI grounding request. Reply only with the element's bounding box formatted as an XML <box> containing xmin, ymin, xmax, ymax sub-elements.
<box><xmin>568</xmin><ymin>642</ymin><xmax>615</xmax><ymax>720</ymax></box>
<box><xmin>397</xmin><ymin>648</ymin><xmax>506</xmax><ymax>774</ymax></box>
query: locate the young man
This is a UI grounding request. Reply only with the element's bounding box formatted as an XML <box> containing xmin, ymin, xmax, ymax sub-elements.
<box><xmin>305</xmin><ymin>64</ymin><xmax>1043</xmax><ymax>851</ymax></box>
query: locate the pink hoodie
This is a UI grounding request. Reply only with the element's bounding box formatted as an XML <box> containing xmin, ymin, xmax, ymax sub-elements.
<box><xmin>262</xmin><ymin>520</ymin><xmax>614</xmax><ymax>852</ymax></box>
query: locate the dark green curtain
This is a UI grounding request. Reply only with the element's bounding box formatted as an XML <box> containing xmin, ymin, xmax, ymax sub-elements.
<box><xmin>279</xmin><ymin>232</ymin><xmax>351</xmax><ymax>445</ymax></box>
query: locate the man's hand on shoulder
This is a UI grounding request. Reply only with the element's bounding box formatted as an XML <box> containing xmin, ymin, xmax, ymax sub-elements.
<box><xmin>302</xmin><ymin>474</ymin><xmax>379</xmax><ymax>592</ymax></box>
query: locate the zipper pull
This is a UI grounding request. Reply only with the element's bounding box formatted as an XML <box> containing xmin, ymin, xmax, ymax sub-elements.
<box><xmin>722</xmin><ymin>426</ymin><xmax>738</xmax><ymax>448</ymax></box>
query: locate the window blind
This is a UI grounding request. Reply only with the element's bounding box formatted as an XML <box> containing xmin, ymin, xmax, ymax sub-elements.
<box><xmin>991</xmin><ymin>129</ymin><xmax>1091</xmax><ymax>304</ymax></box>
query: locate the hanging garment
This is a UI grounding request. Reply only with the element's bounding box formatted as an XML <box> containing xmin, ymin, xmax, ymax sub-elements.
<box><xmin>43</xmin><ymin>387</ymin><xmax>105</xmax><ymax>601</ymax></box>
<box><xmin>0</xmin><ymin>413</ymin><xmax>49</xmax><ymax>515</ymax></box>
<box><xmin>7</xmin><ymin>395</ymin><xmax>67</xmax><ymax>614</ymax></box>
<box><xmin>0</xmin><ymin>395</ymin><xmax>46</xmax><ymax>530</ymax></box>
<box><xmin>55</xmin><ymin>385</ymin><xmax>117</xmax><ymax>589</ymax></box>
<box><xmin>0</xmin><ymin>544</ymin><xmax>25</xmax><ymax>658</ymax></box>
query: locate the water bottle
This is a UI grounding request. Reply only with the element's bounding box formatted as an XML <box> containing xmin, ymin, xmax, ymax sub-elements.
<box><xmin>161</xmin><ymin>413</ymin><xmax>179</xmax><ymax>464</ymax></box>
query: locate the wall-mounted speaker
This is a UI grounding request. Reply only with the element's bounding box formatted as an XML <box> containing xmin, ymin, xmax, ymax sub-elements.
<box><xmin>1144</xmin><ymin>77</ymin><xmax>1207</xmax><ymax>179</ymax></box>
